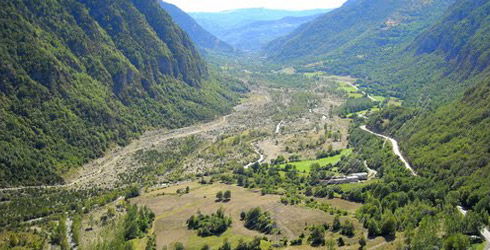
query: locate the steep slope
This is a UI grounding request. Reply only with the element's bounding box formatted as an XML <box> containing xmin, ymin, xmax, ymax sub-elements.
<box><xmin>159</xmin><ymin>1</ymin><xmax>233</xmax><ymax>52</ymax></box>
<box><xmin>0</xmin><ymin>0</ymin><xmax>244</xmax><ymax>187</ymax></box>
<box><xmin>219</xmin><ymin>14</ymin><xmax>324</xmax><ymax>51</ymax></box>
<box><xmin>268</xmin><ymin>0</ymin><xmax>490</xmax><ymax>106</ymax></box>
<box><xmin>367</xmin><ymin>80</ymin><xmax>490</xmax><ymax>209</ymax></box>
<box><xmin>350</xmin><ymin>0</ymin><xmax>490</xmax><ymax>105</ymax></box>
<box><xmin>266</xmin><ymin>0</ymin><xmax>454</xmax><ymax>63</ymax></box>
<box><xmin>190</xmin><ymin>8</ymin><xmax>331</xmax><ymax>37</ymax></box>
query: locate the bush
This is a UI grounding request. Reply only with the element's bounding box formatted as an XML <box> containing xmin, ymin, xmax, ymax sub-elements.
<box><xmin>243</xmin><ymin>207</ymin><xmax>278</xmax><ymax>234</ymax></box>
<box><xmin>187</xmin><ymin>208</ymin><xmax>232</xmax><ymax>236</ymax></box>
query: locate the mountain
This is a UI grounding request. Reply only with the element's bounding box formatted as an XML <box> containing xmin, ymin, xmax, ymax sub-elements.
<box><xmin>190</xmin><ymin>8</ymin><xmax>331</xmax><ymax>37</ymax></box>
<box><xmin>266</xmin><ymin>0</ymin><xmax>455</xmax><ymax>63</ymax></box>
<box><xmin>218</xmin><ymin>14</ymin><xmax>324</xmax><ymax>51</ymax></box>
<box><xmin>347</xmin><ymin>0</ymin><xmax>490</xmax><ymax>106</ymax></box>
<box><xmin>0</xmin><ymin>0</ymin><xmax>244</xmax><ymax>187</ymax></box>
<box><xmin>267</xmin><ymin>0</ymin><xmax>490</xmax><ymax>106</ymax></box>
<box><xmin>159</xmin><ymin>1</ymin><xmax>234</xmax><ymax>52</ymax></box>
<box><xmin>367</xmin><ymin>79</ymin><xmax>490</xmax><ymax>210</ymax></box>
<box><xmin>364</xmin><ymin>0</ymin><xmax>490</xmax><ymax>213</ymax></box>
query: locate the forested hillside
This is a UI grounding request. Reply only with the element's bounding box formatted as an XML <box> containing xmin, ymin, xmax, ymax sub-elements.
<box><xmin>268</xmin><ymin>0</ymin><xmax>490</xmax><ymax>106</ymax></box>
<box><xmin>354</xmin><ymin>0</ymin><xmax>490</xmax><ymax>106</ymax></box>
<box><xmin>0</xmin><ymin>0</ymin><xmax>245</xmax><ymax>187</ymax></box>
<box><xmin>266</xmin><ymin>0</ymin><xmax>454</xmax><ymax>64</ymax></box>
<box><xmin>159</xmin><ymin>1</ymin><xmax>234</xmax><ymax>52</ymax></box>
<box><xmin>367</xmin><ymin>80</ymin><xmax>490</xmax><ymax>211</ymax></box>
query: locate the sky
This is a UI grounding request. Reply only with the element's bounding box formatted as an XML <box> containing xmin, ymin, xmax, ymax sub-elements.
<box><xmin>163</xmin><ymin>0</ymin><xmax>347</xmax><ymax>13</ymax></box>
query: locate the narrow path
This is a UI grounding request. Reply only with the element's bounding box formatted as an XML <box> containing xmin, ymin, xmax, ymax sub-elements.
<box><xmin>275</xmin><ymin>121</ymin><xmax>284</xmax><ymax>134</ymax></box>
<box><xmin>360</xmin><ymin>125</ymin><xmax>417</xmax><ymax>176</ymax></box>
<box><xmin>458</xmin><ymin>206</ymin><xmax>490</xmax><ymax>249</ymax></box>
<box><xmin>364</xmin><ymin>160</ymin><xmax>377</xmax><ymax>180</ymax></box>
<box><xmin>243</xmin><ymin>143</ymin><xmax>265</xmax><ymax>169</ymax></box>
<box><xmin>66</xmin><ymin>217</ymin><xmax>77</xmax><ymax>250</ymax></box>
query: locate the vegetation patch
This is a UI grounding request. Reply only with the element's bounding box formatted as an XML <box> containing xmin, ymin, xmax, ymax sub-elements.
<box><xmin>187</xmin><ymin>208</ymin><xmax>233</xmax><ymax>237</ymax></box>
<box><xmin>279</xmin><ymin>148</ymin><xmax>352</xmax><ymax>173</ymax></box>
<box><xmin>241</xmin><ymin>207</ymin><xmax>278</xmax><ymax>234</ymax></box>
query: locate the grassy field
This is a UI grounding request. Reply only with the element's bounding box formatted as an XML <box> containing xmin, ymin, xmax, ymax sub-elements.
<box><xmin>338</xmin><ymin>82</ymin><xmax>358</xmax><ymax>93</ymax></box>
<box><xmin>346</xmin><ymin>107</ymin><xmax>380</xmax><ymax>118</ymax></box>
<box><xmin>315</xmin><ymin>198</ymin><xmax>363</xmax><ymax>213</ymax></box>
<box><xmin>387</xmin><ymin>97</ymin><xmax>403</xmax><ymax>106</ymax></box>
<box><xmin>279</xmin><ymin>148</ymin><xmax>353</xmax><ymax>173</ymax></box>
<box><xmin>338</xmin><ymin>179</ymin><xmax>377</xmax><ymax>192</ymax></box>
<box><xmin>130</xmin><ymin>181</ymin><xmax>382</xmax><ymax>250</ymax></box>
<box><xmin>371</xmin><ymin>96</ymin><xmax>386</xmax><ymax>102</ymax></box>
<box><xmin>348</xmin><ymin>92</ymin><xmax>364</xmax><ymax>98</ymax></box>
<box><xmin>303</xmin><ymin>71</ymin><xmax>326</xmax><ymax>78</ymax></box>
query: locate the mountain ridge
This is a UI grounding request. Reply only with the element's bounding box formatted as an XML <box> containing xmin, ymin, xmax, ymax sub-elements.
<box><xmin>159</xmin><ymin>1</ymin><xmax>234</xmax><ymax>52</ymax></box>
<box><xmin>0</xmin><ymin>0</ymin><xmax>244</xmax><ymax>187</ymax></box>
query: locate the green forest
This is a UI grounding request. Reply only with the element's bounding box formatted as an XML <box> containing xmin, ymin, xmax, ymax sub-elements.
<box><xmin>0</xmin><ymin>0</ymin><xmax>246</xmax><ymax>187</ymax></box>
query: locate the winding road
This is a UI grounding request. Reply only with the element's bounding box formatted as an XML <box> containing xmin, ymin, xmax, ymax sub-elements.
<box><xmin>361</xmin><ymin>125</ymin><xmax>490</xmax><ymax>246</ymax></box>
<box><xmin>458</xmin><ymin>206</ymin><xmax>490</xmax><ymax>249</ymax></box>
<box><xmin>275</xmin><ymin>121</ymin><xmax>284</xmax><ymax>134</ymax></box>
<box><xmin>360</xmin><ymin>125</ymin><xmax>416</xmax><ymax>176</ymax></box>
<box><xmin>243</xmin><ymin>143</ymin><xmax>265</xmax><ymax>169</ymax></box>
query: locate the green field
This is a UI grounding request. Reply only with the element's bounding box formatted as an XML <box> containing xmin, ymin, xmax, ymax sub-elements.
<box><xmin>280</xmin><ymin>148</ymin><xmax>353</xmax><ymax>172</ymax></box>
<box><xmin>338</xmin><ymin>82</ymin><xmax>358</xmax><ymax>93</ymax></box>
<box><xmin>303</xmin><ymin>71</ymin><xmax>326</xmax><ymax>78</ymax></box>
<box><xmin>346</xmin><ymin>107</ymin><xmax>380</xmax><ymax>118</ymax></box>
<box><xmin>348</xmin><ymin>92</ymin><xmax>364</xmax><ymax>98</ymax></box>
<box><xmin>371</xmin><ymin>96</ymin><xmax>386</xmax><ymax>102</ymax></box>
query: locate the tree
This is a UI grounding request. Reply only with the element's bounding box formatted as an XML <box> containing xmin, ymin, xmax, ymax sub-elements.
<box><xmin>341</xmin><ymin>219</ymin><xmax>355</xmax><ymax>236</ymax></box>
<box><xmin>146</xmin><ymin>233</ymin><xmax>156</xmax><ymax>250</ymax></box>
<box><xmin>359</xmin><ymin>236</ymin><xmax>366</xmax><ymax>250</ymax></box>
<box><xmin>380</xmin><ymin>212</ymin><xmax>397</xmax><ymax>237</ymax></box>
<box><xmin>216</xmin><ymin>191</ymin><xmax>223</xmax><ymax>201</ymax></box>
<box><xmin>218</xmin><ymin>240</ymin><xmax>231</xmax><ymax>250</ymax></box>
<box><xmin>201</xmin><ymin>244</ymin><xmax>210</xmax><ymax>250</ymax></box>
<box><xmin>223</xmin><ymin>190</ymin><xmax>231</xmax><ymax>201</ymax></box>
<box><xmin>308</xmin><ymin>225</ymin><xmax>325</xmax><ymax>246</ymax></box>
<box><xmin>186</xmin><ymin>186</ymin><xmax>190</xmax><ymax>193</ymax></box>
<box><xmin>412</xmin><ymin>216</ymin><xmax>441</xmax><ymax>250</ymax></box>
<box><xmin>332</xmin><ymin>215</ymin><xmax>341</xmax><ymax>231</ymax></box>
<box><xmin>443</xmin><ymin>233</ymin><xmax>470</xmax><ymax>250</ymax></box>
<box><xmin>367</xmin><ymin>219</ymin><xmax>379</xmax><ymax>238</ymax></box>
<box><xmin>240</xmin><ymin>211</ymin><xmax>246</xmax><ymax>220</ymax></box>
<box><xmin>174</xmin><ymin>242</ymin><xmax>184</xmax><ymax>250</ymax></box>
<box><xmin>337</xmin><ymin>237</ymin><xmax>345</xmax><ymax>246</ymax></box>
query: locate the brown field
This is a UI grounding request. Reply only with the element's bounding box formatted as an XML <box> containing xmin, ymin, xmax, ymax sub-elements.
<box><xmin>316</xmin><ymin>198</ymin><xmax>363</xmax><ymax>213</ymax></box>
<box><xmin>130</xmin><ymin>181</ymin><xmax>396</xmax><ymax>250</ymax></box>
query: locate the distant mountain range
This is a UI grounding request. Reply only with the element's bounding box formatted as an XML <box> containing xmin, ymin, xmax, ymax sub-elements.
<box><xmin>159</xmin><ymin>1</ymin><xmax>234</xmax><ymax>52</ymax></box>
<box><xmin>266</xmin><ymin>0</ymin><xmax>490</xmax><ymax>105</ymax></box>
<box><xmin>217</xmin><ymin>14</ymin><xmax>325</xmax><ymax>51</ymax></box>
<box><xmin>190</xmin><ymin>8</ymin><xmax>331</xmax><ymax>33</ymax></box>
<box><xmin>189</xmin><ymin>8</ymin><xmax>331</xmax><ymax>50</ymax></box>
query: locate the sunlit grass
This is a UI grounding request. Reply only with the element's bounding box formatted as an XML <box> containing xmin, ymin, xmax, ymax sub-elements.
<box><xmin>279</xmin><ymin>148</ymin><xmax>353</xmax><ymax>172</ymax></box>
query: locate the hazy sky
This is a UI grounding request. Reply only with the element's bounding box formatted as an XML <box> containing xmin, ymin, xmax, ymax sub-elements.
<box><xmin>163</xmin><ymin>0</ymin><xmax>347</xmax><ymax>12</ymax></box>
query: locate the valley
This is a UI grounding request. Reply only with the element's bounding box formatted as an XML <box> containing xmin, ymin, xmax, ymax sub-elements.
<box><xmin>1</xmin><ymin>0</ymin><xmax>489</xmax><ymax>250</ymax></box>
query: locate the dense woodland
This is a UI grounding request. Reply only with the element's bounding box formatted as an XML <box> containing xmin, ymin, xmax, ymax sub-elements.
<box><xmin>0</xmin><ymin>0</ymin><xmax>246</xmax><ymax>187</ymax></box>
<box><xmin>270</xmin><ymin>0</ymin><xmax>490</xmax><ymax>107</ymax></box>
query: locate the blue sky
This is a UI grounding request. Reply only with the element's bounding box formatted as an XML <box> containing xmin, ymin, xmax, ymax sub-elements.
<box><xmin>163</xmin><ymin>0</ymin><xmax>347</xmax><ymax>12</ymax></box>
